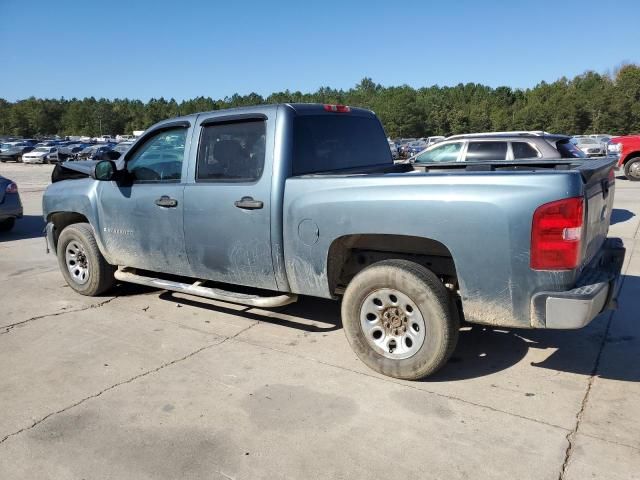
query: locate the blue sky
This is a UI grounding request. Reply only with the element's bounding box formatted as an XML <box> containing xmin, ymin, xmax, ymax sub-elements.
<box><xmin>1</xmin><ymin>0</ymin><xmax>638</xmax><ymax>101</ymax></box>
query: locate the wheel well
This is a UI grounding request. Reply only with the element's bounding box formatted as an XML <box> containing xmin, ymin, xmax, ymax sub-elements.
<box><xmin>327</xmin><ymin>234</ymin><xmax>458</xmax><ymax>295</ymax></box>
<box><xmin>624</xmin><ymin>152</ymin><xmax>640</xmax><ymax>164</ymax></box>
<box><xmin>47</xmin><ymin>212</ymin><xmax>89</xmax><ymax>251</ymax></box>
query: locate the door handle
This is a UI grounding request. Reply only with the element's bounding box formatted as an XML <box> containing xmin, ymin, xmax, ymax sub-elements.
<box><xmin>234</xmin><ymin>196</ymin><xmax>263</xmax><ymax>210</ymax></box>
<box><xmin>155</xmin><ymin>195</ymin><xmax>178</xmax><ymax>208</ymax></box>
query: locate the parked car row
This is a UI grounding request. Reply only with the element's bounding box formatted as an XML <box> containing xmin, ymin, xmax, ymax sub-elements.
<box><xmin>0</xmin><ymin>137</ymin><xmax>134</xmax><ymax>163</ymax></box>
<box><xmin>390</xmin><ymin>137</ymin><xmax>446</xmax><ymax>158</ymax></box>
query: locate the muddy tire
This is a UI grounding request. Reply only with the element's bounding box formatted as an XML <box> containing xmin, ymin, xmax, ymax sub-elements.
<box><xmin>624</xmin><ymin>158</ymin><xmax>640</xmax><ymax>181</ymax></box>
<box><xmin>57</xmin><ymin>223</ymin><xmax>115</xmax><ymax>296</ymax></box>
<box><xmin>341</xmin><ymin>259</ymin><xmax>459</xmax><ymax>380</ymax></box>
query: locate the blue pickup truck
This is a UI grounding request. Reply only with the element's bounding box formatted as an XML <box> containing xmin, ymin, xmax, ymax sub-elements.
<box><xmin>42</xmin><ymin>104</ymin><xmax>624</xmax><ymax>379</ymax></box>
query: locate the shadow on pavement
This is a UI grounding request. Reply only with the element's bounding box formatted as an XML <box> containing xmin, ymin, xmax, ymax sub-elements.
<box><xmin>428</xmin><ymin>274</ymin><xmax>640</xmax><ymax>383</ymax></box>
<box><xmin>120</xmin><ymin>273</ymin><xmax>639</xmax><ymax>382</ymax></box>
<box><xmin>0</xmin><ymin>215</ymin><xmax>45</xmax><ymax>242</ymax></box>
<box><xmin>158</xmin><ymin>291</ymin><xmax>342</xmax><ymax>333</ymax></box>
<box><xmin>611</xmin><ymin>208</ymin><xmax>635</xmax><ymax>225</ymax></box>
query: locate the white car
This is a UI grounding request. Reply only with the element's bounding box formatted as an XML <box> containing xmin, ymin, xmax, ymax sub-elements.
<box><xmin>22</xmin><ymin>146</ymin><xmax>59</xmax><ymax>164</ymax></box>
<box><xmin>572</xmin><ymin>137</ymin><xmax>605</xmax><ymax>157</ymax></box>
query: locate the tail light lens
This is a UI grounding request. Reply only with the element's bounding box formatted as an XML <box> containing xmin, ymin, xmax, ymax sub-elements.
<box><xmin>5</xmin><ymin>183</ymin><xmax>18</xmax><ymax>194</ymax></box>
<box><xmin>531</xmin><ymin>197</ymin><xmax>584</xmax><ymax>270</ymax></box>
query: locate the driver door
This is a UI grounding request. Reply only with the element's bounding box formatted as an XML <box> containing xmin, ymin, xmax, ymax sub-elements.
<box><xmin>96</xmin><ymin>124</ymin><xmax>193</xmax><ymax>276</ymax></box>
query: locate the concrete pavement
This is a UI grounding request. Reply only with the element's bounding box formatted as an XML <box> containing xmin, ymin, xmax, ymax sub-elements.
<box><xmin>0</xmin><ymin>163</ymin><xmax>638</xmax><ymax>479</ymax></box>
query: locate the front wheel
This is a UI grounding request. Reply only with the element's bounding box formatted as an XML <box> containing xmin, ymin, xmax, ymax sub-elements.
<box><xmin>624</xmin><ymin>158</ymin><xmax>640</xmax><ymax>181</ymax></box>
<box><xmin>56</xmin><ymin>223</ymin><xmax>115</xmax><ymax>296</ymax></box>
<box><xmin>341</xmin><ymin>259</ymin><xmax>459</xmax><ymax>380</ymax></box>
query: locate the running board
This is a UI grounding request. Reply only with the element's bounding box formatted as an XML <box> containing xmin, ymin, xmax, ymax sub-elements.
<box><xmin>114</xmin><ymin>268</ymin><xmax>298</xmax><ymax>308</ymax></box>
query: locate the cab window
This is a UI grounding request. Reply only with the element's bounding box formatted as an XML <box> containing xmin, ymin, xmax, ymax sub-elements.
<box><xmin>196</xmin><ymin>120</ymin><xmax>266</xmax><ymax>182</ymax></box>
<box><xmin>126</xmin><ymin>128</ymin><xmax>186</xmax><ymax>182</ymax></box>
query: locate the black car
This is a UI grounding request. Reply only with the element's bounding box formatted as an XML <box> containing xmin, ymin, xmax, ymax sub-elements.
<box><xmin>58</xmin><ymin>143</ymin><xmax>91</xmax><ymax>161</ymax></box>
<box><xmin>0</xmin><ymin>175</ymin><xmax>23</xmax><ymax>232</ymax></box>
<box><xmin>0</xmin><ymin>144</ymin><xmax>35</xmax><ymax>162</ymax></box>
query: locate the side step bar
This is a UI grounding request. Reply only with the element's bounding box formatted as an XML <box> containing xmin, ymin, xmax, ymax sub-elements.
<box><xmin>114</xmin><ymin>268</ymin><xmax>298</xmax><ymax>308</ymax></box>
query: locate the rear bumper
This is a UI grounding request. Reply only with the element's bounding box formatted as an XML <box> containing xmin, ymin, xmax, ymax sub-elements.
<box><xmin>531</xmin><ymin>238</ymin><xmax>625</xmax><ymax>329</ymax></box>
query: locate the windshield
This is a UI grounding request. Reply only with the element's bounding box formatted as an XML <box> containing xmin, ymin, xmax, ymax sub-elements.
<box><xmin>556</xmin><ymin>139</ymin><xmax>587</xmax><ymax>158</ymax></box>
<box><xmin>580</xmin><ymin>138</ymin><xmax>598</xmax><ymax>144</ymax></box>
<box><xmin>34</xmin><ymin>147</ymin><xmax>49</xmax><ymax>152</ymax></box>
<box><xmin>292</xmin><ymin>115</ymin><xmax>392</xmax><ymax>175</ymax></box>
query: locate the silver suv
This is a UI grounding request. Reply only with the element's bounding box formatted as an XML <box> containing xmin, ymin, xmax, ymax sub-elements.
<box><xmin>409</xmin><ymin>132</ymin><xmax>587</xmax><ymax>164</ymax></box>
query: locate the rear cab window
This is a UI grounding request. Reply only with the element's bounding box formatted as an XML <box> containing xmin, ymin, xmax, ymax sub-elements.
<box><xmin>292</xmin><ymin>114</ymin><xmax>392</xmax><ymax>175</ymax></box>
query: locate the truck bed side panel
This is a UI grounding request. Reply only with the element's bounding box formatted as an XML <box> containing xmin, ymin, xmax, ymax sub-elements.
<box><xmin>282</xmin><ymin>172</ymin><xmax>585</xmax><ymax>328</ymax></box>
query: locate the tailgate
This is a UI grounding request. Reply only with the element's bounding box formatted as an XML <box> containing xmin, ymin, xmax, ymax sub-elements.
<box><xmin>575</xmin><ymin>158</ymin><xmax>617</xmax><ymax>266</ymax></box>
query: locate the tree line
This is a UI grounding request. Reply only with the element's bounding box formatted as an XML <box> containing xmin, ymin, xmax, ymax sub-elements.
<box><xmin>1</xmin><ymin>64</ymin><xmax>639</xmax><ymax>139</ymax></box>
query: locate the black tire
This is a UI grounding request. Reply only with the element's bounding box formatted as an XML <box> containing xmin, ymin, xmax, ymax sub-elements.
<box><xmin>624</xmin><ymin>158</ymin><xmax>640</xmax><ymax>181</ymax></box>
<box><xmin>0</xmin><ymin>218</ymin><xmax>16</xmax><ymax>232</ymax></box>
<box><xmin>16</xmin><ymin>155</ymin><xmax>22</xmax><ymax>163</ymax></box>
<box><xmin>44</xmin><ymin>157</ymin><xmax>50</xmax><ymax>165</ymax></box>
<box><xmin>341</xmin><ymin>259</ymin><xmax>459</xmax><ymax>380</ymax></box>
<box><xmin>56</xmin><ymin>223</ymin><xmax>115</xmax><ymax>296</ymax></box>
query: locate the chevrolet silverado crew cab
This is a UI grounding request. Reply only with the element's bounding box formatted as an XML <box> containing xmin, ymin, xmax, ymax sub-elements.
<box><xmin>43</xmin><ymin>104</ymin><xmax>625</xmax><ymax>380</ymax></box>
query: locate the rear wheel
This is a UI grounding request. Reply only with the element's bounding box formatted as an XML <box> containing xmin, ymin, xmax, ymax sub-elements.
<box><xmin>0</xmin><ymin>218</ymin><xmax>16</xmax><ymax>232</ymax></box>
<box><xmin>341</xmin><ymin>259</ymin><xmax>459</xmax><ymax>380</ymax></box>
<box><xmin>624</xmin><ymin>158</ymin><xmax>640</xmax><ymax>181</ymax></box>
<box><xmin>56</xmin><ymin>223</ymin><xmax>115</xmax><ymax>296</ymax></box>
<box><xmin>16</xmin><ymin>155</ymin><xmax>22</xmax><ymax>163</ymax></box>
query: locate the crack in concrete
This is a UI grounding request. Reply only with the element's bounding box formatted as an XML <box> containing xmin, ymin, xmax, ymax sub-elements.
<box><xmin>557</xmin><ymin>238</ymin><xmax>635</xmax><ymax>480</ymax></box>
<box><xmin>557</xmin><ymin>310</ymin><xmax>614</xmax><ymax>480</ymax></box>
<box><xmin>580</xmin><ymin>431</ymin><xmax>640</xmax><ymax>453</ymax></box>
<box><xmin>0</xmin><ymin>320</ymin><xmax>259</xmax><ymax>447</ymax></box>
<box><xmin>0</xmin><ymin>296</ymin><xmax>119</xmax><ymax>335</ymax></box>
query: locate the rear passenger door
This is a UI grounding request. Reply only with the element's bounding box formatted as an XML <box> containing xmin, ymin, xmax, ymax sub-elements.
<box><xmin>463</xmin><ymin>141</ymin><xmax>508</xmax><ymax>162</ymax></box>
<box><xmin>183</xmin><ymin>111</ymin><xmax>278</xmax><ymax>290</ymax></box>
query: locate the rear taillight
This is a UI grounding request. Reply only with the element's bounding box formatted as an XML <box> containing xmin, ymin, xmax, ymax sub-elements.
<box><xmin>5</xmin><ymin>183</ymin><xmax>18</xmax><ymax>194</ymax></box>
<box><xmin>531</xmin><ymin>197</ymin><xmax>584</xmax><ymax>270</ymax></box>
<box><xmin>323</xmin><ymin>104</ymin><xmax>351</xmax><ymax>113</ymax></box>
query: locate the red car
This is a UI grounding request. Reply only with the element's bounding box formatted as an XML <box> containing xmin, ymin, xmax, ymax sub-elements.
<box><xmin>609</xmin><ymin>135</ymin><xmax>640</xmax><ymax>181</ymax></box>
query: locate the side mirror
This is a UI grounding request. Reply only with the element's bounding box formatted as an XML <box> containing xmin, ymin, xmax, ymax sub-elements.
<box><xmin>92</xmin><ymin>160</ymin><xmax>115</xmax><ymax>181</ymax></box>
